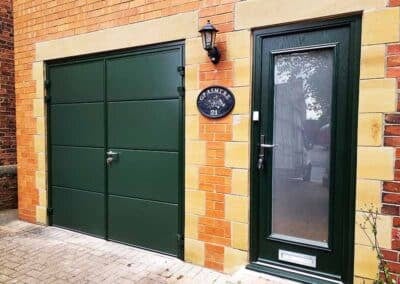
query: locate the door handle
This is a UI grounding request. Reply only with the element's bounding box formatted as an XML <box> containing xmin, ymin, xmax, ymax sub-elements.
<box><xmin>106</xmin><ymin>150</ymin><xmax>119</xmax><ymax>166</ymax></box>
<box><xmin>260</xmin><ymin>143</ymin><xmax>276</xmax><ymax>148</ymax></box>
<box><xmin>258</xmin><ymin>135</ymin><xmax>275</xmax><ymax>170</ymax></box>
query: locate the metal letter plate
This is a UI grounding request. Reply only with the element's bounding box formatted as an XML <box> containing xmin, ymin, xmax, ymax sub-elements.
<box><xmin>278</xmin><ymin>250</ymin><xmax>317</xmax><ymax>268</ymax></box>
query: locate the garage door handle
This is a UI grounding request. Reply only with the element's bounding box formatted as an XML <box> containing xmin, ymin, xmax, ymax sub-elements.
<box><xmin>106</xmin><ymin>151</ymin><xmax>119</xmax><ymax>166</ymax></box>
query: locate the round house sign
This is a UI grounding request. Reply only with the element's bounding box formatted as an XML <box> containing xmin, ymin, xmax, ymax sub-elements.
<box><xmin>197</xmin><ymin>86</ymin><xmax>235</xmax><ymax>118</ymax></box>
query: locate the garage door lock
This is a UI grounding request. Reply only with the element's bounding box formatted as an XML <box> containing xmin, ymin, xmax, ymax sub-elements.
<box><xmin>106</xmin><ymin>150</ymin><xmax>119</xmax><ymax>166</ymax></box>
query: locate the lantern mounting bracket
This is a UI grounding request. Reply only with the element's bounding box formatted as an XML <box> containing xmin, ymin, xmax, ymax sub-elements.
<box><xmin>207</xmin><ymin>47</ymin><xmax>221</xmax><ymax>64</ymax></box>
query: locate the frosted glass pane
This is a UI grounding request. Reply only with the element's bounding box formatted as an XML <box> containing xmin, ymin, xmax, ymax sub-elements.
<box><xmin>271</xmin><ymin>49</ymin><xmax>333</xmax><ymax>245</ymax></box>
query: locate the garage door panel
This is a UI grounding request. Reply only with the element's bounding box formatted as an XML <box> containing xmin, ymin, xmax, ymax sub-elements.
<box><xmin>49</xmin><ymin>43</ymin><xmax>183</xmax><ymax>257</ymax></box>
<box><xmin>52</xmin><ymin>186</ymin><xmax>105</xmax><ymax>237</ymax></box>
<box><xmin>107</xmin><ymin>49</ymin><xmax>181</xmax><ymax>101</ymax></box>
<box><xmin>108</xmin><ymin>195</ymin><xmax>178</xmax><ymax>256</ymax></box>
<box><xmin>108</xmin><ymin>100</ymin><xmax>179</xmax><ymax>150</ymax></box>
<box><xmin>49</xmin><ymin>61</ymin><xmax>104</xmax><ymax>104</ymax></box>
<box><xmin>51</xmin><ymin>146</ymin><xmax>105</xmax><ymax>193</ymax></box>
<box><xmin>51</xmin><ymin>103</ymin><xmax>104</xmax><ymax>147</ymax></box>
<box><xmin>108</xmin><ymin>150</ymin><xmax>178</xmax><ymax>203</ymax></box>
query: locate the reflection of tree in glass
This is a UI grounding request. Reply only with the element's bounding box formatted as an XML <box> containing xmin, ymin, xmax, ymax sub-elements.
<box><xmin>275</xmin><ymin>51</ymin><xmax>333</xmax><ymax>125</ymax></box>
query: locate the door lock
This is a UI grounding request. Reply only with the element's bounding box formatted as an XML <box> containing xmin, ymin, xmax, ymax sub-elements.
<box><xmin>257</xmin><ymin>135</ymin><xmax>275</xmax><ymax>170</ymax></box>
<box><xmin>106</xmin><ymin>150</ymin><xmax>119</xmax><ymax>166</ymax></box>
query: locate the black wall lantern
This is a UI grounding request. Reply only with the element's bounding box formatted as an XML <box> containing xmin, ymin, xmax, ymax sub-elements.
<box><xmin>199</xmin><ymin>20</ymin><xmax>221</xmax><ymax>64</ymax></box>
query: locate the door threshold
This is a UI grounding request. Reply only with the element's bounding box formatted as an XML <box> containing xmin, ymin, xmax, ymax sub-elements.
<box><xmin>246</xmin><ymin>262</ymin><xmax>343</xmax><ymax>284</ymax></box>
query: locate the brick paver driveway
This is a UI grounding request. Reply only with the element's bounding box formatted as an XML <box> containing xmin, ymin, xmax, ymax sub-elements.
<box><xmin>0</xmin><ymin>210</ymin><xmax>295</xmax><ymax>284</ymax></box>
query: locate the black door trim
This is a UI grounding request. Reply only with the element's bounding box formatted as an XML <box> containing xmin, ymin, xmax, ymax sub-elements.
<box><xmin>46</xmin><ymin>40</ymin><xmax>185</xmax><ymax>260</ymax></box>
<box><xmin>248</xmin><ymin>15</ymin><xmax>361</xmax><ymax>283</ymax></box>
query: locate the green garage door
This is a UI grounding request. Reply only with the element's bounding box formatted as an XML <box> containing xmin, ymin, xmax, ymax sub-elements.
<box><xmin>48</xmin><ymin>43</ymin><xmax>184</xmax><ymax>257</ymax></box>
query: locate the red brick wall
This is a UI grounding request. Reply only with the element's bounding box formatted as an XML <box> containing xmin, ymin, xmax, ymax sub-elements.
<box><xmin>384</xmin><ymin>44</ymin><xmax>400</xmax><ymax>279</ymax></box>
<box><xmin>197</xmin><ymin>2</ymin><xmax>236</xmax><ymax>271</ymax></box>
<box><xmin>0</xmin><ymin>173</ymin><xmax>17</xmax><ymax>209</ymax></box>
<box><xmin>13</xmin><ymin>0</ymin><xmax>238</xmax><ymax>243</ymax></box>
<box><xmin>14</xmin><ymin>0</ymin><xmax>237</xmax><ymax>224</ymax></box>
<box><xmin>13</xmin><ymin>0</ymin><xmax>204</xmax><ymax>222</ymax></box>
<box><xmin>390</xmin><ymin>0</ymin><xmax>400</xmax><ymax>7</ymax></box>
<box><xmin>13</xmin><ymin>0</ymin><xmax>244</xmax><ymax>270</ymax></box>
<box><xmin>380</xmin><ymin>0</ymin><xmax>400</xmax><ymax>280</ymax></box>
<box><xmin>0</xmin><ymin>0</ymin><xmax>17</xmax><ymax>210</ymax></box>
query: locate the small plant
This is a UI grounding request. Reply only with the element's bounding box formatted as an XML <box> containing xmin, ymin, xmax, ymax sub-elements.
<box><xmin>359</xmin><ymin>207</ymin><xmax>394</xmax><ymax>284</ymax></box>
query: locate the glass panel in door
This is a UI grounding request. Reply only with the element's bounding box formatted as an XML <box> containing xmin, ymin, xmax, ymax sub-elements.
<box><xmin>271</xmin><ymin>49</ymin><xmax>333</xmax><ymax>247</ymax></box>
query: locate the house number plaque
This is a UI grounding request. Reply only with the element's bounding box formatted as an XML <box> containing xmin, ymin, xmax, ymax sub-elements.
<box><xmin>197</xmin><ymin>86</ymin><xmax>235</xmax><ymax>118</ymax></box>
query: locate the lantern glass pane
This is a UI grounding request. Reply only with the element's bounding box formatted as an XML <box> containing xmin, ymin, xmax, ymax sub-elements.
<box><xmin>212</xmin><ymin>31</ymin><xmax>217</xmax><ymax>48</ymax></box>
<box><xmin>202</xmin><ymin>34</ymin><xmax>207</xmax><ymax>50</ymax></box>
<box><xmin>205</xmin><ymin>32</ymin><xmax>212</xmax><ymax>49</ymax></box>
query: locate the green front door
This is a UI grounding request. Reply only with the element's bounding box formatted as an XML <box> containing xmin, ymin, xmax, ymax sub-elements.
<box><xmin>250</xmin><ymin>17</ymin><xmax>361</xmax><ymax>283</ymax></box>
<box><xmin>48</xmin><ymin>43</ymin><xmax>184</xmax><ymax>257</ymax></box>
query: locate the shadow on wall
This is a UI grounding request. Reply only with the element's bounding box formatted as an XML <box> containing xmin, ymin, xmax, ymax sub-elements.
<box><xmin>0</xmin><ymin>165</ymin><xmax>17</xmax><ymax>210</ymax></box>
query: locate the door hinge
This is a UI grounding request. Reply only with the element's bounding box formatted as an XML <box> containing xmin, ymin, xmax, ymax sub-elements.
<box><xmin>177</xmin><ymin>66</ymin><xmax>185</xmax><ymax>77</ymax></box>
<box><xmin>177</xmin><ymin>86</ymin><xmax>185</xmax><ymax>97</ymax></box>
<box><xmin>44</xmin><ymin>79</ymin><xmax>51</xmax><ymax>90</ymax></box>
<box><xmin>47</xmin><ymin>208</ymin><xmax>54</xmax><ymax>216</ymax></box>
<box><xmin>177</xmin><ymin>234</ymin><xmax>184</xmax><ymax>248</ymax></box>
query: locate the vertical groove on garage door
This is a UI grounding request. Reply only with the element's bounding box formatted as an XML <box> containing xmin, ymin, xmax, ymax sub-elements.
<box><xmin>48</xmin><ymin>43</ymin><xmax>184</xmax><ymax>256</ymax></box>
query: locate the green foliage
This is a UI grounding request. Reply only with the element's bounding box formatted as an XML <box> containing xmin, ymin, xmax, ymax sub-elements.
<box><xmin>359</xmin><ymin>207</ymin><xmax>394</xmax><ymax>284</ymax></box>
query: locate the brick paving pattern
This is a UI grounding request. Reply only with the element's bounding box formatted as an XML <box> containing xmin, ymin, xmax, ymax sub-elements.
<box><xmin>0</xmin><ymin>210</ymin><xmax>295</xmax><ymax>284</ymax></box>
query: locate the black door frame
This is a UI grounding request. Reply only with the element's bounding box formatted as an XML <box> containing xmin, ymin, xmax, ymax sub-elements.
<box><xmin>45</xmin><ymin>40</ymin><xmax>185</xmax><ymax>260</ymax></box>
<box><xmin>248</xmin><ymin>15</ymin><xmax>361</xmax><ymax>283</ymax></box>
